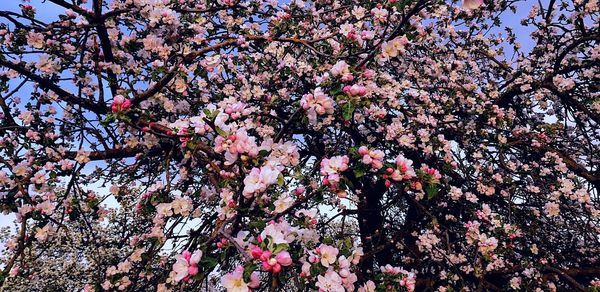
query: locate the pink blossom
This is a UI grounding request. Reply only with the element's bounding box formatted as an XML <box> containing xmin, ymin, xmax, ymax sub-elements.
<box><xmin>275</xmin><ymin>251</ymin><xmax>293</xmax><ymax>266</ymax></box>
<box><xmin>222</xmin><ymin>266</ymin><xmax>254</xmax><ymax>292</ymax></box>
<box><xmin>172</xmin><ymin>250</ymin><xmax>202</xmax><ymax>282</ymax></box>
<box><xmin>320</xmin><ymin>156</ymin><xmax>349</xmax><ymax>186</ymax></box>
<box><xmin>358</xmin><ymin>146</ymin><xmax>384</xmax><ymax>170</ymax></box>
<box><xmin>111</xmin><ymin>95</ymin><xmax>132</xmax><ymax>113</ymax></box>
<box><xmin>301</xmin><ymin>88</ymin><xmax>335</xmax><ymax>124</ymax></box>
<box><xmin>316</xmin><ymin>270</ymin><xmax>344</xmax><ymax>292</ymax></box>
<box><xmin>390</xmin><ymin>155</ymin><xmax>416</xmax><ymax>180</ymax></box>
<box><xmin>343</xmin><ymin>84</ymin><xmax>368</xmax><ymax>97</ymax></box>
<box><xmin>544</xmin><ymin>202</ymin><xmax>560</xmax><ymax>217</ymax></box>
<box><xmin>242</xmin><ymin>165</ymin><xmax>280</xmax><ymax>198</ymax></box>
<box><xmin>318</xmin><ymin>244</ymin><xmax>339</xmax><ymax>267</ymax></box>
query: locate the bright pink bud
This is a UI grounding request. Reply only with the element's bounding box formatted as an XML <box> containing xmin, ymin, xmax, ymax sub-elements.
<box><xmin>272</xmin><ymin>263</ymin><xmax>282</xmax><ymax>273</ymax></box>
<box><xmin>251</xmin><ymin>246</ymin><xmax>263</xmax><ymax>258</ymax></box>
<box><xmin>182</xmin><ymin>251</ymin><xmax>192</xmax><ymax>261</ymax></box>
<box><xmin>385</xmin><ymin>180</ymin><xmax>392</xmax><ymax>188</ymax></box>
<box><xmin>121</xmin><ymin>99</ymin><xmax>132</xmax><ymax>109</ymax></box>
<box><xmin>262</xmin><ymin>261</ymin><xmax>272</xmax><ymax>271</ymax></box>
<box><xmin>260</xmin><ymin>251</ymin><xmax>272</xmax><ymax>262</ymax></box>
<box><xmin>187</xmin><ymin>265</ymin><xmax>198</xmax><ymax>276</ymax></box>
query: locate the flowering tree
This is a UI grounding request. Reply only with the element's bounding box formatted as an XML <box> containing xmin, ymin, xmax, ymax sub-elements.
<box><xmin>0</xmin><ymin>0</ymin><xmax>599</xmax><ymax>291</ymax></box>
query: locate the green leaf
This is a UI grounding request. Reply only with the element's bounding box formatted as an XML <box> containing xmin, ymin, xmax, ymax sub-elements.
<box><xmin>426</xmin><ymin>183</ymin><xmax>439</xmax><ymax>199</ymax></box>
<box><xmin>277</xmin><ymin>173</ymin><xmax>285</xmax><ymax>186</ymax></box>
<box><xmin>243</xmin><ymin>265</ymin><xmax>256</xmax><ymax>282</ymax></box>
<box><xmin>354</xmin><ymin>168</ymin><xmax>365</xmax><ymax>178</ymax></box>
<box><xmin>201</xmin><ymin>256</ymin><xmax>218</xmax><ymax>269</ymax></box>
<box><xmin>329</xmin><ymin>83</ymin><xmax>342</xmax><ymax>95</ymax></box>
<box><xmin>342</xmin><ymin>102</ymin><xmax>354</xmax><ymax>121</ymax></box>
<box><xmin>215</xmin><ymin>127</ymin><xmax>227</xmax><ymax>137</ymax></box>
<box><xmin>250</xmin><ymin>220</ymin><xmax>266</xmax><ymax>230</ymax></box>
<box><xmin>272</xmin><ymin>243</ymin><xmax>289</xmax><ymax>254</ymax></box>
<box><xmin>343</xmin><ymin>237</ymin><xmax>353</xmax><ymax>252</ymax></box>
<box><xmin>348</xmin><ymin>147</ymin><xmax>358</xmax><ymax>157</ymax></box>
<box><xmin>100</xmin><ymin>113</ymin><xmax>115</xmax><ymax>126</ymax></box>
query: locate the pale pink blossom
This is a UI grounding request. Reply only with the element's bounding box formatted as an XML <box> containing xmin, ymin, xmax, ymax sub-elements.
<box><xmin>316</xmin><ymin>270</ymin><xmax>344</xmax><ymax>292</ymax></box>
<box><xmin>242</xmin><ymin>165</ymin><xmax>280</xmax><ymax>198</ymax></box>
<box><xmin>172</xmin><ymin>250</ymin><xmax>202</xmax><ymax>282</ymax></box>
<box><xmin>318</xmin><ymin>244</ymin><xmax>339</xmax><ymax>267</ymax></box>
<box><xmin>222</xmin><ymin>266</ymin><xmax>259</xmax><ymax>292</ymax></box>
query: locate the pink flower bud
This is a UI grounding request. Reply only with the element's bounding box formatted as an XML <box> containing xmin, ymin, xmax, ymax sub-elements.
<box><xmin>260</xmin><ymin>251</ymin><xmax>271</xmax><ymax>262</ymax></box>
<box><xmin>358</xmin><ymin>146</ymin><xmax>369</xmax><ymax>155</ymax></box>
<box><xmin>251</xmin><ymin>246</ymin><xmax>263</xmax><ymax>258</ymax></box>
<box><xmin>121</xmin><ymin>99</ymin><xmax>132</xmax><ymax>110</ymax></box>
<box><xmin>261</xmin><ymin>261</ymin><xmax>272</xmax><ymax>271</ymax></box>
<box><xmin>272</xmin><ymin>263</ymin><xmax>282</xmax><ymax>273</ymax></box>
<box><xmin>182</xmin><ymin>251</ymin><xmax>191</xmax><ymax>261</ymax></box>
<box><xmin>187</xmin><ymin>265</ymin><xmax>198</xmax><ymax>276</ymax></box>
<box><xmin>275</xmin><ymin>251</ymin><xmax>293</xmax><ymax>266</ymax></box>
<box><xmin>295</xmin><ymin>186</ymin><xmax>305</xmax><ymax>196</ymax></box>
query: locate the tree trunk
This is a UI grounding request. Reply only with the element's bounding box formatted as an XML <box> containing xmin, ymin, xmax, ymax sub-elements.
<box><xmin>357</xmin><ymin>179</ymin><xmax>392</xmax><ymax>276</ymax></box>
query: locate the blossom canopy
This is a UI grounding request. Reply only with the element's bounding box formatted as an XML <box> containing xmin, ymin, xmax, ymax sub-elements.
<box><xmin>0</xmin><ymin>0</ymin><xmax>599</xmax><ymax>291</ymax></box>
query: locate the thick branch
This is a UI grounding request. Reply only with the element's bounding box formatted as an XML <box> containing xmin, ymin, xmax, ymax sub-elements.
<box><xmin>0</xmin><ymin>59</ymin><xmax>108</xmax><ymax>114</ymax></box>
